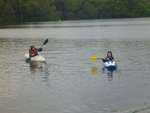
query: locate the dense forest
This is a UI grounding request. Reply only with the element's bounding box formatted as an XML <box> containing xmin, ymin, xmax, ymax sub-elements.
<box><xmin>0</xmin><ymin>0</ymin><xmax>150</xmax><ymax>25</ymax></box>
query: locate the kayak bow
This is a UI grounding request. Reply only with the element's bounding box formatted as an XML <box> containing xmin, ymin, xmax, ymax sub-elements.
<box><xmin>103</xmin><ymin>60</ymin><xmax>117</xmax><ymax>71</ymax></box>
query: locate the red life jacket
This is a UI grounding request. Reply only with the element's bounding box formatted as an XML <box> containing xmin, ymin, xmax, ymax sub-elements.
<box><xmin>29</xmin><ymin>48</ymin><xmax>38</xmax><ymax>57</ymax></box>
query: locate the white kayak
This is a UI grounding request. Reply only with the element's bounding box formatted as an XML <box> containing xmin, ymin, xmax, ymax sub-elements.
<box><xmin>25</xmin><ymin>53</ymin><xmax>46</xmax><ymax>62</ymax></box>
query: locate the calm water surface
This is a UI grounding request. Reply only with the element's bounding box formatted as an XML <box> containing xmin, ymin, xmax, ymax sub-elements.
<box><xmin>0</xmin><ymin>18</ymin><xmax>150</xmax><ymax>113</ymax></box>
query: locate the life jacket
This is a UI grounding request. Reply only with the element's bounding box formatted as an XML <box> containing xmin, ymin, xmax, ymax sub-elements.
<box><xmin>29</xmin><ymin>48</ymin><xmax>38</xmax><ymax>57</ymax></box>
<box><xmin>106</xmin><ymin>57</ymin><xmax>114</xmax><ymax>61</ymax></box>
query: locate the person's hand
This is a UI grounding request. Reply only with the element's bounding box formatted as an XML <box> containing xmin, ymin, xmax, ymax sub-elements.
<box><xmin>101</xmin><ymin>58</ymin><xmax>106</xmax><ymax>62</ymax></box>
<box><xmin>101</xmin><ymin>58</ymin><xmax>104</xmax><ymax>60</ymax></box>
<box><xmin>38</xmin><ymin>48</ymin><xmax>43</xmax><ymax>52</ymax></box>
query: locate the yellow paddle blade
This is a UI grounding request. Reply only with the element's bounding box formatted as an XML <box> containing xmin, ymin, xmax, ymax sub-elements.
<box><xmin>90</xmin><ymin>54</ymin><xmax>97</xmax><ymax>62</ymax></box>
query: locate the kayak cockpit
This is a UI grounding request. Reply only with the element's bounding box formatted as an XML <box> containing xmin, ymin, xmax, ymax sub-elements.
<box><xmin>25</xmin><ymin>53</ymin><xmax>46</xmax><ymax>63</ymax></box>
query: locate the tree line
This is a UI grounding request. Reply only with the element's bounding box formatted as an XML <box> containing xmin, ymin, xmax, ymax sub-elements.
<box><xmin>0</xmin><ymin>0</ymin><xmax>150</xmax><ymax>25</ymax></box>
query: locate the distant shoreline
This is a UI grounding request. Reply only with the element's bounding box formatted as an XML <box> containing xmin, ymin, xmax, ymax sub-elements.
<box><xmin>1</xmin><ymin>17</ymin><xmax>150</xmax><ymax>28</ymax></box>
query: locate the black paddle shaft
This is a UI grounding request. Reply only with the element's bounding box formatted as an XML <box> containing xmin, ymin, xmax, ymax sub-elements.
<box><xmin>38</xmin><ymin>39</ymin><xmax>48</xmax><ymax>52</ymax></box>
<box><xmin>40</xmin><ymin>39</ymin><xmax>48</xmax><ymax>48</ymax></box>
<box><xmin>43</xmin><ymin>39</ymin><xmax>48</xmax><ymax>45</ymax></box>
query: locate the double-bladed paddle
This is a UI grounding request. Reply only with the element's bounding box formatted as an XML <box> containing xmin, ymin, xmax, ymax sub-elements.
<box><xmin>38</xmin><ymin>39</ymin><xmax>48</xmax><ymax>52</ymax></box>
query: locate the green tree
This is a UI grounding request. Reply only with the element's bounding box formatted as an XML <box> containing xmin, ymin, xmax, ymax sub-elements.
<box><xmin>0</xmin><ymin>0</ymin><xmax>16</xmax><ymax>25</ymax></box>
<box><xmin>1</xmin><ymin>0</ymin><xmax>150</xmax><ymax>25</ymax></box>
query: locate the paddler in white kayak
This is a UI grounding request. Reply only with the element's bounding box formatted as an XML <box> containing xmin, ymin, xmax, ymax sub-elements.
<box><xmin>29</xmin><ymin>45</ymin><xmax>42</xmax><ymax>58</ymax></box>
<box><xmin>25</xmin><ymin>45</ymin><xmax>45</xmax><ymax>63</ymax></box>
<box><xmin>25</xmin><ymin>39</ymin><xmax>48</xmax><ymax>63</ymax></box>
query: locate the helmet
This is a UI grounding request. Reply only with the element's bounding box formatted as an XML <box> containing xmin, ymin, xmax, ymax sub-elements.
<box><xmin>30</xmin><ymin>45</ymin><xmax>35</xmax><ymax>48</ymax></box>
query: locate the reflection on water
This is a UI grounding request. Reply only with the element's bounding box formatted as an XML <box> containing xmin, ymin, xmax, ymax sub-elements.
<box><xmin>1</xmin><ymin>19</ymin><xmax>150</xmax><ymax>113</ymax></box>
<box><xmin>107</xmin><ymin>74</ymin><xmax>113</xmax><ymax>81</ymax></box>
<box><xmin>29</xmin><ymin>62</ymin><xmax>47</xmax><ymax>73</ymax></box>
<box><xmin>106</xmin><ymin>71</ymin><xmax>114</xmax><ymax>81</ymax></box>
<box><xmin>102</xmin><ymin>67</ymin><xmax>114</xmax><ymax>81</ymax></box>
<box><xmin>91</xmin><ymin>67</ymin><xmax>98</xmax><ymax>76</ymax></box>
<box><xmin>28</xmin><ymin>62</ymin><xmax>50</xmax><ymax>86</ymax></box>
<box><xmin>1</xmin><ymin>38</ymin><xmax>150</xmax><ymax>113</ymax></box>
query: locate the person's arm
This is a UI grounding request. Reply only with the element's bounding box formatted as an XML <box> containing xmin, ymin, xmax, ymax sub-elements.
<box><xmin>101</xmin><ymin>58</ymin><xmax>107</xmax><ymax>63</ymax></box>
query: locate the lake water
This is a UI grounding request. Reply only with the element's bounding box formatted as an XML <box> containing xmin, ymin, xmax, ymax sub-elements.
<box><xmin>0</xmin><ymin>18</ymin><xmax>150</xmax><ymax>113</ymax></box>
